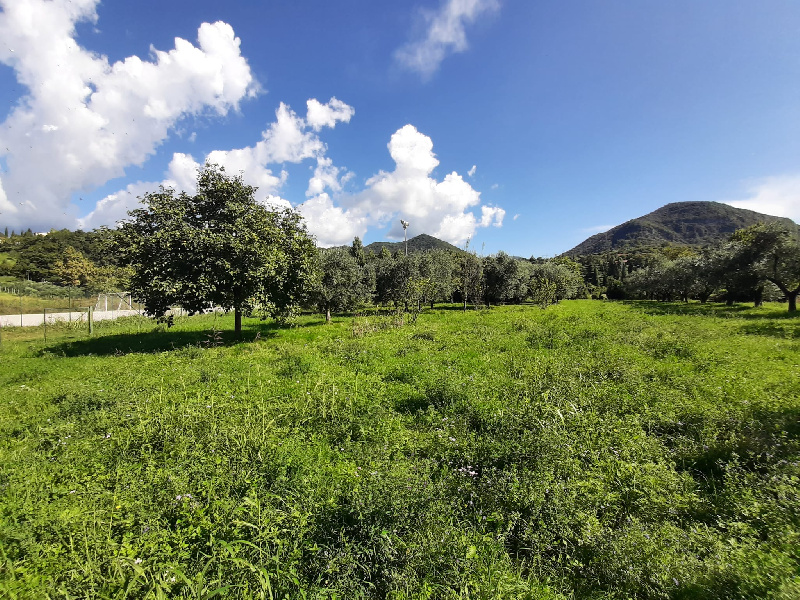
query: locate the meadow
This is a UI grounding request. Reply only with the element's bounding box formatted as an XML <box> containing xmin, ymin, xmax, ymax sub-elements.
<box><xmin>0</xmin><ymin>301</ymin><xmax>798</xmax><ymax>598</ymax></box>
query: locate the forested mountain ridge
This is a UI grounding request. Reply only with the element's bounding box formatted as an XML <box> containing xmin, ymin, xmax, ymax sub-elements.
<box><xmin>563</xmin><ymin>202</ymin><xmax>798</xmax><ymax>256</ymax></box>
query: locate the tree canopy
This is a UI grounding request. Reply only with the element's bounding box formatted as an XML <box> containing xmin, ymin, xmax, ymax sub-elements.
<box><xmin>116</xmin><ymin>163</ymin><xmax>317</xmax><ymax>334</ymax></box>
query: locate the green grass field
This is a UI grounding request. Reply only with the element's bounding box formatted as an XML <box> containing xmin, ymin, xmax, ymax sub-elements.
<box><xmin>1</xmin><ymin>301</ymin><xmax>798</xmax><ymax>598</ymax></box>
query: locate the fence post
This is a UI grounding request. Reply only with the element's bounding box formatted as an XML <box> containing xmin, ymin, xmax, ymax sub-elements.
<box><xmin>43</xmin><ymin>308</ymin><xmax>47</xmax><ymax>343</ymax></box>
<box><xmin>89</xmin><ymin>306</ymin><xmax>94</xmax><ymax>336</ymax></box>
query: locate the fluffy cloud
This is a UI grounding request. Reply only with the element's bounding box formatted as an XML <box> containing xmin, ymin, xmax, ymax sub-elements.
<box><xmin>300</xmin><ymin>124</ymin><xmax>503</xmax><ymax>247</ymax></box>
<box><xmin>395</xmin><ymin>0</ymin><xmax>500</xmax><ymax>78</ymax></box>
<box><xmin>77</xmin><ymin>181</ymin><xmax>156</xmax><ymax>231</ymax></box>
<box><xmin>84</xmin><ymin>99</ymin><xmax>352</xmax><ymax>229</ymax></box>
<box><xmin>297</xmin><ymin>193</ymin><xmax>368</xmax><ymax>247</ymax></box>
<box><xmin>0</xmin><ymin>0</ymin><xmax>257</xmax><ymax>230</ymax></box>
<box><xmin>354</xmin><ymin>125</ymin><xmax>493</xmax><ymax>244</ymax></box>
<box><xmin>722</xmin><ymin>174</ymin><xmax>800</xmax><ymax>223</ymax></box>
<box><xmin>480</xmin><ymin>205</ymin><xmax>505</xmax><ymax>227</ymax></box>
<box><xmin>306</xmin><ymin>98</ymin><xmax>355</xmax><ymax>131</ymax></box>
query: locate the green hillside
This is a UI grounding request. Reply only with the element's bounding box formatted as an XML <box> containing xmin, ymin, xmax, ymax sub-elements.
<box><xmin>364</xmin><ymin>233</ymin><xmax>463</xmax><ymax>255</ymax></box>
<box><xmin>563</xmin><ymin>201</ymin><xmax>798</xmax><ymax>256</ymax></box>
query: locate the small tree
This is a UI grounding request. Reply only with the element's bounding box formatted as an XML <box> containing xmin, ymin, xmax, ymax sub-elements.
<box><xmin>117</xmin><ymin>163</ymin><xmax>317</xmax><ymax>335</ymax></box>
<box><xmin>459</xmin><ymin>251</ymin><xmax>483</xmax><ymax>310</ymax></box>
<box><xmin>482</xmin><ymin>252</ymin><xmax>519</xmax><ymax>307</ymax></box>
<box><xmin>350</xmin><ymin>236</ymin><xmax>366</xmax><ymax>266</ymax></box>
<box><xmin>53</xmin><ymin>246</ymin><xmax>95</xmax><ymax>288</ymax></box>
<box><xmin>314</xmin><ymin>247</ymin><xmax>371</xmax><ymax>322</ymax></box>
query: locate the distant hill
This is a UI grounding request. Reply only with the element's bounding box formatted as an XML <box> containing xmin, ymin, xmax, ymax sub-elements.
<box><xmin>363</xmin><ymin>233</ymin><xmax>463</xmax><ymax>255</ymax></box>
<box><xmin>563</xmin><ymin>202</ymin><xmax>798</xmax><ymax>256</ymax></box>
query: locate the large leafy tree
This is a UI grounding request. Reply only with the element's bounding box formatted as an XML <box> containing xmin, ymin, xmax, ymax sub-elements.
<box><xmin>116</xmin><ymin>164</ymin><xmax>317</xmax><ymax>334</ymax></box>
<box><xmin>731</xmin><ymin>223</ymin><xmax>800</xmax><ymax>312</ymax></box>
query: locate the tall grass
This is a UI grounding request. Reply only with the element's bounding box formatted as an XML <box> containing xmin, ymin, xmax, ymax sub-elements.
<box><xmin>0</xmin><ymin>301</ymin><xmax>798</xmax><ymax>598</ymax></box>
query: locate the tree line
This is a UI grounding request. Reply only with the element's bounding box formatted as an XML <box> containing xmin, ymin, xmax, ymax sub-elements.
<box><xmin>3</xmin><ymin>164</ymin><xmax>798</xmax><ymax>329</ymax></box>
<box><xmin>112</xmin><ymin>164</ymin><xmax>587</xmax><ymax>333</ymax></box>
<box><xmin>0</xmin><ymin>227</ymin><xmax>129</xmax><ymax>295</ymax></box>
<box><xmin>570</xmin><ymin>225</ymin><xmax>800</xmax><ymax>311</ymax></box>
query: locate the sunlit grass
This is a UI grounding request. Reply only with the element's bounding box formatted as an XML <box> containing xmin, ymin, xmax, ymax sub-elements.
<box><xmin>1</xmin><ymin>301</ymin><xmax>798</xmax><ymax>598</ymax></box>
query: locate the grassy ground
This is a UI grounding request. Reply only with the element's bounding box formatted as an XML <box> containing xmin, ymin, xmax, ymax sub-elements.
<box><xmin>1</xmin><ymin>301</ymin><xmax>798</xmax><ymax>598</ymax></box>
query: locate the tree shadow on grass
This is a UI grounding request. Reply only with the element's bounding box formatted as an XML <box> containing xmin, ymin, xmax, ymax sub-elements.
<box><xmin>738</xmin><ymin>321</ymin><xmax>800</xmax><ymax>339</ymax></box>
<box><xmin>622</xmin><ymin>300</ymin><xmax>798</xmax><ymax>320</ymax></box>
<box><xmin>42</xmin><ymin>326</ymin><xmax>280</xmax><ymax>357</ymax></box>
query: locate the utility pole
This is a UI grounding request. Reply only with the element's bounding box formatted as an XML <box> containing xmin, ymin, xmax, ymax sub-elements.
<box><xmin>400</xmin><ymin>220</ymin><xmax>410</xmax><ymax>256</ymax></box>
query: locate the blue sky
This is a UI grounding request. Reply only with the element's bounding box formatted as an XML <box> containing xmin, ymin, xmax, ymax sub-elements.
<box><xmin>1</xmin><ymin>0</ymin><xmax>799</xmax><ymax>257</ymax></box>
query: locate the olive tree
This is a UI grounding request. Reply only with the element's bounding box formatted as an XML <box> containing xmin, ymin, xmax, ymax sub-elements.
<box><xmin>314</xmin><ymin>247</ymin><xmax>372</xmax><ymax>321</ymax></box>
<box><xmin>731</xmin><ymin>224</ymin><xmax>800</xmax><ymax>312</ymax></box>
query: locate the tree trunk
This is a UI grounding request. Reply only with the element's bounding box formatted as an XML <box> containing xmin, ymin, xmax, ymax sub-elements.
<box><xmin>789</xmin><ymin>292</ymin><xmax>797</xmax><ymax>312</ymax></box>
<box><xmin>430</xmin><ymin>300</ymin><xmax>434</xmax><ymax>310</ymax></box>
<box><xmin>326</xmin><ymin>305</ymin><xmax>331</xmax><ymax>322</ymax></box>
<box><xmin>754</xmin><ymin>285</ymin><xmax>764</xmax><ymax>307</ymax></box>
<box><xmin>234</xmin><ymin>306</ymin><xmax>242</xmax><ymax>337</ymax></box>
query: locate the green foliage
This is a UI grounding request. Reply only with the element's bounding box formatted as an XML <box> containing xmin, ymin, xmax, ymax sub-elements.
<box><xmin>730</xmin><ymin>223</ymin><xmax>800</xmax><ymax>311</ymax></box>
<box><xmin>529</xmin><ymin>261</ymin><xmax>583</xmax><ymax>304</ymax></box>
<box><xmin>458</xmin><ymin>250</ymin><xmax>483</xmax><ymax>309</ymax></box>
<box><xmin>1</xmin><ymin>301</ymin><xmax>798</xmax><ymax>597</ymax></box>
<box><xmin>313</xmin><ymin>247</ymin><xmax>372</xmax><ymax>321</ymax></box>
<box><xmin>482</xmin><ymin>251</ymin><xmax>521</xmax><ymax>306</ymax></box>
<box><xmin>53</xmin><ymin>245</ymin><xmax>95</xmax><ymax>287</ymax></box>
<box><xmin>116</xmin><ymin>164</ymin><xmax>318</xmax><ymax>331</ymax></box>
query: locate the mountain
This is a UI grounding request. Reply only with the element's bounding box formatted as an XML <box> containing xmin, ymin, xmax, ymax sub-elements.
<box><xmin>563</xmin><ymin>202</ymin><xmax>798</xmax><ymax>256</ymax></box>
<box><xmin>363</xmin><ymin>233</ymin><xmax>463</xmax><ymax>255</ymax></box>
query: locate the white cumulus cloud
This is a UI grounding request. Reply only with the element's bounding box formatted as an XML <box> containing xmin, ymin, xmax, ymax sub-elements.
<box><xmin>0</xmin><ymin>0</ymin><xmax>257</xmax><ymax>230</ymax></box>
<box><xmin>306</xmin><ymin>98</ymin><xmax>355</xmax><ymax>131</ymax></box>
<box><xmin>84</xmin><ymin>99</ymin><xmax>353</xmax><ymax>230</ymax></box>
<box><xmin>395</xmin><ymin>0</ymin><xmax>500</xmax><ymax>79</ymax></box>
<box><xmin>480</xmin><ymin>205</ymin><xmax>505</xmax><ymax>227</ymax></box>
<box><xmin>722</xmin><ymin>174</ymin><xmax>800</xmax><ymax>223</ymax></box>
<box><xmin>301</xmin><ymin>124</ymin><xmax>504</xmax><ymax>247</ymax></box>
<box><xmin>297</xmin><ymin>193</ymin><xmax>368</xmax><ymax>247</ymax></box>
